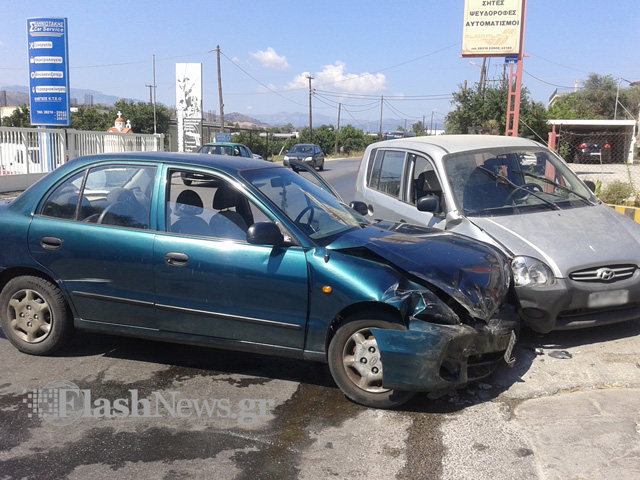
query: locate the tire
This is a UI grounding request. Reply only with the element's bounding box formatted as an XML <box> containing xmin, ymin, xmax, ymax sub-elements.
<box><xmin>318</xmin><ymin>159</ymin><xmax>324</xmax><ymax>171</ymax></box>
<box><xmin>328</xmin><ymin>318</ymin><xmax>415</xmax><ymax>408</ymax></box>
<box><xmin>0</xmin><ymin>276</ymin><xmax>74</xmax><ymax>355</ymax></box>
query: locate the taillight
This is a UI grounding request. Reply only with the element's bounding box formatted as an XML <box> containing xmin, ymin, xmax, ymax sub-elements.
<box><xmin>578</xmin><ymin>143</ymin><xmax>588</xmax><ymax>149</ymax></box>
<box><xmin>604</xmin><ymin>143</ymin><xmax>611</xmax><ymax>149</ymax></box>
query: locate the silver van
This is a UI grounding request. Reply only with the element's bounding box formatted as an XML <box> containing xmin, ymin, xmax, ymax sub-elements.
<box><xmin>354</xmin><ymin>135</ymin><xmax>640</xmax><ymax>333</ymax></box>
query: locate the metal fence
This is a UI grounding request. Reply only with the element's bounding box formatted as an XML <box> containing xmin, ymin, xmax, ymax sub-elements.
<box><xmin>554</xmin><ymin>130</ymin><xmax>639</xmax><ymax>203</ymax></box>
<box><xmin>0</xmin><ymin>126</ymin><xmax>164</xmax><ymax>177</ymax></box>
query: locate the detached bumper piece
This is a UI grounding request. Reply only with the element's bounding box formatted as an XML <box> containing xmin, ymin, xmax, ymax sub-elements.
<box><xmin>372</xmin><ymin>305</ymin><xmax>518</xmax><ymax>392</ymax></box>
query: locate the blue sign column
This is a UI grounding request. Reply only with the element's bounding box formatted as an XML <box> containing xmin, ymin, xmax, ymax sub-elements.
<box><xmin>27</xmin><ymin>17</ymin><xmax>71</xmax><ymax>127</ymax></box>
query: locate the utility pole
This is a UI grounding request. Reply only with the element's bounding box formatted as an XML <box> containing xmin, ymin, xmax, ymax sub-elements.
<box><xmin>379</xmin><ymin>95</ymin><xmax>384</xmax><ymax>138</ymax></box>
<box><xmin>216</xmin><ymin>45</ymin><xmax>225</xmax><ymax>133</ymax></box>
<box><xmin>505</xmin><ymin>0</ymin><xmax>528</xmax><ymax>136</ymax></box>
<box><xmin>152</xmin><ymin>54</ymin><xmax>157</xmax><ymax>134</ymax></box>
<box><xmin>145</xmin><ymin>54</ymin><xmax>157</xmax><ymax>134</ymax></box>
<box><xmin>334</xmin><ymin>103</ymin><xmax>341</xmax><ymax>155</ymax></box>
<box><xmin>306</xmin><ymin>75</ymin><xmax>314</xmax><ymax>142</ymax></box>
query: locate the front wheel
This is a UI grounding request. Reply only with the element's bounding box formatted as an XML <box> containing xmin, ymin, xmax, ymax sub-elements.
<box><xmin>0</xmin><ymin>276</ymin><xmax>74</xmax><ymax>355</ymax></box>
<box><xmin>328</xmin><ymin>318</ymin><xmax>415</xmax><ymax>408</ymax></box>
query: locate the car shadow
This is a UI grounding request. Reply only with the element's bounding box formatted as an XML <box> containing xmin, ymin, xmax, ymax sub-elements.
<box><xmin>7</xmin><ymin>319</ymin><xmax>639</xmax><ymax>412</ymax></box>
<box><xmin>397</xmin><ymin>319</ymin><xmax>640</xmax><ymax>414</ymax></box>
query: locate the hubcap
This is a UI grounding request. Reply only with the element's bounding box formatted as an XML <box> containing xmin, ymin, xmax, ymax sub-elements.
<box><xmin>8</xmin><ymin>289</ymin><xmax>52</xmax><ymax>343</ymax></box>
<box><xmin>342</xmin><ymin>328</ymin><xmax>389</xmax><ymax>393</ymax></box>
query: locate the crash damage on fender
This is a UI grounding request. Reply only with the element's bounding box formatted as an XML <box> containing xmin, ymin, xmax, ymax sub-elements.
<box><xmin>327</xmin><ymin>221</ymin><xmax>518</xmax><ymax>392</ymax></box>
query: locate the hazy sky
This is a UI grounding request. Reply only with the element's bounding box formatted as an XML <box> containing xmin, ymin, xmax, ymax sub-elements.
<box><xmin>2</xmin><ymin>0</ymin><xmax>639</xmax><ymax>127</ymax></box>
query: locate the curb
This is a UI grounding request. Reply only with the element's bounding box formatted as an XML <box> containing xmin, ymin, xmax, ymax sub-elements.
<box><xmin>611</xmin><ymin>204</ymin><xmax>640</xmax><ymax>223</ymax></box>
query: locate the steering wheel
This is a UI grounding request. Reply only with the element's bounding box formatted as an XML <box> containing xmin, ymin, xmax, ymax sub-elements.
<box><xmin>507</xmin><ymin>183</ymin><xmax>544</xmax><ymax>204</ymax></box>
<box><xmin>294</xmin><ymin>205</ymin><xmax>318</xmax><ymax>233</ymax></box>
<box><xmin>97</xmin><ymin>202</ymin><xmax>126</xmax><ymax>225</ymax></box>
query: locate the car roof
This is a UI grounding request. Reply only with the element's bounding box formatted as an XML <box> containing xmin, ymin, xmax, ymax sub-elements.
<box><xmin>201</xmin><ymin>142</ymin><xmax>247</xmax><ymax>147</ymax></box>
<box><xmin>292</xmin><ymin>143</ymin><xmax>316</xmax><ymax>147</ymax></box>
<box><xmin>64</xmin><ymin>151</ymin><xmax>279</xmax><ymax>175</ymax></box>
<box><xmin>369</xmin><ymin>134</ymin><xmax>543</xmax><ymax>155</ymax></box>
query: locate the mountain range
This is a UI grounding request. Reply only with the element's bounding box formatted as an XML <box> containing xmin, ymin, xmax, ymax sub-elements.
<box><xmin>1</xmin><ymin>85</ymin><xmax>415</xmax><ymax>132</ymax></box>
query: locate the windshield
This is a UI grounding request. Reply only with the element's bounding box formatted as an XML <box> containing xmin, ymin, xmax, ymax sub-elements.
<box><xmin>444</xmin><ymin>147</ymin><xmax>596</xmax><ymax>217</ymax></box>
<box><xmin>242</xmin><ymin>167</ymin><xmax>362</xmax><ymax>243</ymax></box>
<box><xmin>290</xmin><ymin>145</ymin><xmax>313</xmax><ymax>154</ymax></box>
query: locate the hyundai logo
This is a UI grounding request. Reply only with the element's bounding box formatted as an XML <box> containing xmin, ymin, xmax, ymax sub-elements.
<box><xmin>595</xmin><ymin>268</ymin><xmax>616</xmax><ymax>281</ymax></box>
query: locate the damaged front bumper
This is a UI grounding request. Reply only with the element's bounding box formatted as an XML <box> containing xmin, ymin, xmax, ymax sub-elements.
<box><xmin>371</xmin><ymin>304</ymin><xmax>518</xmax><ymax>392</ymax></box>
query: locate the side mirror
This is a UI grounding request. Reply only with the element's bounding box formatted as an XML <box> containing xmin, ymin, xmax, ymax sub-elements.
<box><xmin>247</xmin><ymin>222</ymin><xmax>284</xmax><ymax>246</ymax></box>
<box><xmin>349</xmin><ymin>201</ymin><xmax>369</xmax><ymax>216</ymax></box>
<box><xmin>584</xmin><ymin>180</ymin><xmax>596</xmax><ymax>192</ymax></box>
<box><xmin>416</xmin><ymin>195</ymin><xmax>440</xmax><ymax>213</ymax></box>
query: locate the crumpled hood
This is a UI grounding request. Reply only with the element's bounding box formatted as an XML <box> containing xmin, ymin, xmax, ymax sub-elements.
<box><xmin>329</xmin><ymin>221</ymin><xmax>510</xmax><ymax>321</ymax></box>
<box><xmin>469</xmin><ymin>204</ymin><xmax>640</xmax><ymax>277</ymax></box>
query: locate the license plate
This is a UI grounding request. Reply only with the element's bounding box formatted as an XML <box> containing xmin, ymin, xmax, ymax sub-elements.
<box><xmin>588</xmin><ymin>290</ymin><xmax>629</xmax><ymax>308</ymax></box>
<box><xmin>503</xmin><ymin>330</ymin><xmax>517</xmax><ymax>367</ymax></box>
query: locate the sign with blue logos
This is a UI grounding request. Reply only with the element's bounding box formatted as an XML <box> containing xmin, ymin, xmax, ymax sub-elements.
<box><xmin>505</xmin><ymin>55</ymin><xmax>518</xmax><ymax>64</ymax></box>
<box><xmin>216</xmin><ymin>133</ymin><xmax>231</xmax><ymax>142</ymax></box>
<box><xmin>27</xmin><ymin>17</ymin><xmax>71</xmax><ymax>126</ymax></box>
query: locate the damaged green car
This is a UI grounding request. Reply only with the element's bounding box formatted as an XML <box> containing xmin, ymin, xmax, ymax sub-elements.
<box><xmin>0</xmin><ymin>152</ymin><xmax>517</xmax><ymax>408</ymax></box>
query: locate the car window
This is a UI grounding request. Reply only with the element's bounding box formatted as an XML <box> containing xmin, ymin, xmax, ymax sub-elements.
<box><xmin>242</xmin><ymin>167</ymin><xmax>361</xmax><ymax>244</ymax></box>
<box><xmin>166</xmin><ymin>169</ymin><xmax>273</xmax><ymax>241</ymax></box>
<box><xmin>41</xmin><ymin>165</ymin><xmax>155</xmax><ymax>229</ymax></box>
<box><xmin>367</xmin><ymin>150</ymin><xmax>406</xmax><ymax>199</ymax></box>
<box><xmin>444</xmin><ymin>148</ymin><xmax>595</xmax><ymax>216</ymax></box>
<box><xmin>41</xmin><ymin>171</ymin><xmax>86</xmax><ymax>220</ymax></box>
<box><xmin>410</xmin><ymin>155</ymin><xmax>442</xmax><ymax>206</ymax></box>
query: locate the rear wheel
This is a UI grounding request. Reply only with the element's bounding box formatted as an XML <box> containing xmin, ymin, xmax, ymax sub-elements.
<box><xmin>0</xmin><ymin>276</ymin><xmax>74</xmax><ymax>355</ymax></box>
<box><xmin>328</xmin><ymin>318</ymin><xmax>415</xmax><ymax>408</ymax></box>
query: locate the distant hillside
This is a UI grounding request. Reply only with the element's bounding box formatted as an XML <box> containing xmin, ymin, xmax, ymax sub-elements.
<box><xmin>225</xmin><ymin>112</ymin><xmax>267</xmax><ymax>128</ymax></box>
<box><xmin>0</xmin><ymin>85</ymin><xmax>136</xmax><ymax>107</ymax></box>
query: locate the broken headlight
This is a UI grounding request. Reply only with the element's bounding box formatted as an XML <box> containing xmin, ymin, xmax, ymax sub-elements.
<box><xmin>511</xmin><ymin>256</ymin><xmax>555</xmax><ymax>287</ymax></box>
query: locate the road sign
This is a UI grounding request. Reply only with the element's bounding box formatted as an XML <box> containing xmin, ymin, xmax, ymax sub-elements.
<box><xmin>27</xmin><ymin>17</ymin><xmax>71</xmax><ymax>126</ymax></box>
<box><xmin>216</xmin><ymin>133</ymin><xmax>231</xmax><ymax>143</ymax></box>
<box><xmin>505</xmin><ymin>55</ymin><xmax>518</xmax><ymax>64</ymax></box>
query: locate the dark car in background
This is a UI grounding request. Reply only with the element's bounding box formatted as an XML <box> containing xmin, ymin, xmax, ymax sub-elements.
<box><xmin>574</xmin><ymin>139</ymin><xmax>611</xmax><ymax>164</ymax></box>
<box><xmin>0</xmin><ymin>152</ymin><xmax>517</xmax><ymax>408</ymax></box>
<box><xmin>283</xmin><ymin>144</ymin><xmax>325</xmax><ymax>171</ymax></box>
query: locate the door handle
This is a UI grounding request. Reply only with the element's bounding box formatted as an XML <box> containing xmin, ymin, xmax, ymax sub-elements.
<box><xmin>41</xmin><ymin>236</ymin><xmax>62</xmax><ymax>250</ymax></box>
<box><xmin>165</xmin><ymin>252</ymin><xmax>189</xmax><ymax>267</ymax></box>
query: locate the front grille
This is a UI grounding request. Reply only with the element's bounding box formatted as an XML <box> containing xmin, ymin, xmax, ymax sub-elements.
<box><xmin>569</xmin><ymin>264</ymin><xmax>637</xmax><ymax>283</ymax></box>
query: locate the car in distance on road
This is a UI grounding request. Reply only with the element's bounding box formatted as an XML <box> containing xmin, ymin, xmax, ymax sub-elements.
<box><xmin>183</xmin><ymin>142</ymin><xmax>259</xmax><ymax>185</ymax></box>
<box><xmin>0</xmin><ymin>152</ymin><xmax>517</xmax><ymax>408</ymax></box>
<box><xmin>354</xmin><ymin>134</ymin><xmax>640</xmax><ymax>333</ymax></box>
<box><xmin>283</xmin><ymin>144</ymin><xmax>325</xmax><ymax>171</ymax></box>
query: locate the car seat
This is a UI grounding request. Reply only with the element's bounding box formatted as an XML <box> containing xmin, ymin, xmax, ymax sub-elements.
<box><xmin>171</xmin><ymin>189</ymin><xmax>211</xmax><ymax>236</ymax></box>
<box><xmin>209</xmin><ymin>185</ymin><xmax>250</xmax><ymax>240</ymax></box>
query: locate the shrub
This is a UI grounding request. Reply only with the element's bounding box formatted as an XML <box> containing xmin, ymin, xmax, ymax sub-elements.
<box><xmin>598</xmin><ymin>181</ymin><xmax>635</xmax><ymax>205</ymax></box>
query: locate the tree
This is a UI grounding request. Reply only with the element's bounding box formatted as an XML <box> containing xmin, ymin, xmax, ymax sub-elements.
<box><xmin>112</xmin><ymin>99</ymin><xmax>171</xmax><ymax>135</ymax></box>
<box><xmin>445</xmin><ymin>79</ymin><xmax>549</xmax><ymax>140</ymax></box>
<box><xmin>2</xmin><ymin>104</ymin><xmax>31</xmax><ymax>127</ymax></box>
<box><xmin>70</xmin><ymin>106</ymin><xmax>111</xmax><ymax>131</ymax></box>
<box><xmin>548</xmin><ymin>73</ymin><xmax>640</xmax><ymax>121</ymax></box>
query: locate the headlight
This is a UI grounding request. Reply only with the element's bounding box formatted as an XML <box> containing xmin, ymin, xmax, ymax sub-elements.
<box><xmin>511</xmin><ymin>256</ymin><xmax>554</xmax><ymax>287</ymax></box>
<box><xmin>284</xmin><ymin>156</ymin><xmax>290</xmax><ymax>161</ymax></box>
<box><xmin>304</xmin><ymin>156</ymin><xmax>313</xmax><ymax>161</ymax></box>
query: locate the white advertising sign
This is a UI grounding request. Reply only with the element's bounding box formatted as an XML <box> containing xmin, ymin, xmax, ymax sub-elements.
<box><xmin>175</xmin><ymin>63</ymin><xmax>203</xmax><ymax>152</ymax></box>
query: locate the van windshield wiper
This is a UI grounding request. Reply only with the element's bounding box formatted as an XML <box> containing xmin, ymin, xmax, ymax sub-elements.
<box><xmin>476</xmin><ymin>167</ymin><xmax>560</xmax><ymax>210</ymax></box>
<box><xmin>519</xmin><ymin>171</ymin><xmax>595</xmax><ymax>206</ymax></box>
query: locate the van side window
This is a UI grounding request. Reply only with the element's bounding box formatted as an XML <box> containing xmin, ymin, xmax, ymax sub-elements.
<box><xmin>367</xmin><ymin>150</ymin><xmax>406</xmax><ymax>199</ymax></box>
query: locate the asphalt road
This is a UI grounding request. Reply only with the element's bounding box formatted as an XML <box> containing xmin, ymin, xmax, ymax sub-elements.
<box><xmin>1</xmin><ymin>157</ymin><xmax>639</xmax><ymax>479</ymax></box>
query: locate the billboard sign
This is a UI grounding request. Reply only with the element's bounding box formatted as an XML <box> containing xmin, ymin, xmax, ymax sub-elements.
<box><xmin>461</xmin><ymin>0</ymin><xmax>523</xmax><ymax>57</ymax></box>
<box><xmin>175</xmin><ymin>63</ymin><xmax>203</xmax><ymax>152</ymax></box>
<box><xmin>27</xmin><ymin>17</ymin><xmax>71</xmax><ymax>126</ymax></box>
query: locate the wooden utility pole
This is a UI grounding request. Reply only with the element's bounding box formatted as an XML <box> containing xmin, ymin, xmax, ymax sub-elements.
<box><xmin>306</xmin><ymin>75</ymin><xmax>314</xmax><ymax>142</ymax></box>
<box><xmin>216</xmin><ymin>45</ymin><xmax>225</xmax><ymax>133</ymax></box>
<box><xmin>334</xmin><ymin>103</ymin><xmax>341</xmax><ymax>154</ymax></box>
